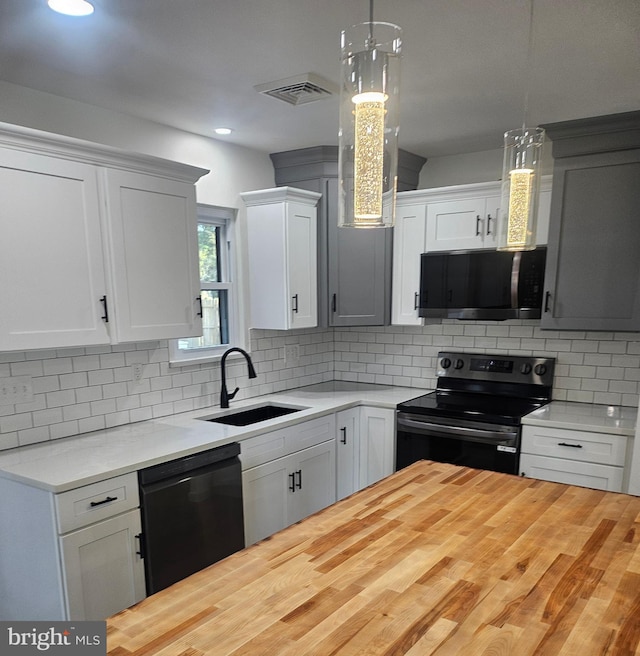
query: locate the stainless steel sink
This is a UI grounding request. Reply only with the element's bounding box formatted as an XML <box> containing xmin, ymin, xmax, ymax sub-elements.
<box><xmin>201</xmin><ymin>404</ymin><xmax>303</xmax><ymax>427</ymax></box>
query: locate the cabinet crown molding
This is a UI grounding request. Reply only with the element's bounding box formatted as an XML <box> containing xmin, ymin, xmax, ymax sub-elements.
<box><xmin>396</xmin><ymin>176</ymin><xmax>552</xmax><ymax>207</ymax></box>
<box><xmin>240</xmin><ymin>186</ymin><xmax>322</xmax><ymax>207</ymax></box>
<box><xmin>0</xmin><ymin>121</ymin><xmax>209</xmax><ymax>183</ymax></box>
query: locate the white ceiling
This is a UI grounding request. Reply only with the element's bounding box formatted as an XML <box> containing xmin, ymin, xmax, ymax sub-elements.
<box><xmin>0</xmin><ymin>0</ymin><xmax>638</xmax><ymax>159</ymax></box>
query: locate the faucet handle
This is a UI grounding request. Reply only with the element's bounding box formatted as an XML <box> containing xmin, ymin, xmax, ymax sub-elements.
<box><xmin>228</xmin><ymin>387</ymin><xmax>240</xmax><ymax>401</ymax></box>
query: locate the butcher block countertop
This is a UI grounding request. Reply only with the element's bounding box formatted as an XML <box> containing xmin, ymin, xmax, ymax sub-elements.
<box><xmin>107</xmin><ymin>461</ymin><xmax>640</xmax><ymax>655</ymax></box>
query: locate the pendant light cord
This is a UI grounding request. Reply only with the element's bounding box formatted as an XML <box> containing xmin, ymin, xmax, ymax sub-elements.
<box><xmin>522</xmin><ymin>0</ymin><xmax>535</xmax><ymax>132</ymax></box>
<box><xmin>367</xmin><ymin>0</ymin><xmax>375</xmax><ymax>47</ymax></box>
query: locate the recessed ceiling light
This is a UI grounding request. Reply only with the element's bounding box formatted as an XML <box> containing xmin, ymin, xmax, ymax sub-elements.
<box><xmin>47</xmin><ymin>0</ymin><xmax>94</xmax><ymax>16</ymax></box>
<box><xmin>214</xmin><ymin>128</ymin><xmax>233</xmax><ymax>136</ymax></box>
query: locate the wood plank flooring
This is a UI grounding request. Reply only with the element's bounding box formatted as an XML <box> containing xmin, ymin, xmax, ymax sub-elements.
<box><xmin>107</xmin><ymin>461</ymin><xmax>640</xmax><ymax>655</ymax></box>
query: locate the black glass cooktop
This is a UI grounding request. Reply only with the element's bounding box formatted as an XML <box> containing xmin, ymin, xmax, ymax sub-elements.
<box><xmin>397</xmin><ymin>390</ymin><xmax>547</xmax><ymax>426</ymax></box>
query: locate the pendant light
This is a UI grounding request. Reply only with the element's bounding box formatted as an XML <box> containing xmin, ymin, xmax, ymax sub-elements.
<box><xmin>497</xmin><ymin>0</ymin><xmax>544</xmax><ymax>251</ymax></box>
<box><xmin>47</xmin><ymin>0</ymin><xmax>94</xmax><ymax>16</ymax></box>
<box><xmin>338</xmin><ymin>1</ymin><xmax>402</xmax><ymax>228</ymax></box>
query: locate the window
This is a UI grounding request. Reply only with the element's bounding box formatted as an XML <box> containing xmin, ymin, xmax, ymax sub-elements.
<box><xmin>169</xmin><ymin>205</ymin><xmax>242</xmax><ymax>364</ymax></box>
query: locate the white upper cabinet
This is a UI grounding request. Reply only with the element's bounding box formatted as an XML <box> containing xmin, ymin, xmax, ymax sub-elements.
<box><xmin>102</xmin><ymin>169</ymin><xmax>202</xmax><ymax>343</ymax></box>
<box><xmin>391</xmin><ymin>203</ymin><xmax>427</xmax><ymax>326</ymax></box>
<box><xmin>0</xmin><ymin>122</ymin><xmax>207</xmax><ymax>351</ymax></box>
<box><xmin>242</xmin><ymin>187</ymin><xmax>321</xmax><ymax>330</ymax></box>
<box><xmin>0</xmin><ymin>149</ymin><xmax>110</xmax><ymax>350</ymax></box>
<box><xmin>426</xmin><ymin>191</ymin><xmax>500</xmax><ymax>252</ymax></box>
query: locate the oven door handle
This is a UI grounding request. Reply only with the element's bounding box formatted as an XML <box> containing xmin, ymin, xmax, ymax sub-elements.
<box><xmin>397</xmin><ymin>417</ymin><xmax>518</xmax><ymax>444</ymax></box>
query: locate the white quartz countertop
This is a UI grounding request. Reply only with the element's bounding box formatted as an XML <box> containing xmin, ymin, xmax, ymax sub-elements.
<box><xmin>0</xmin><ymin>382</ymin><xmax>425</xmax><ymax>493</ymax></box>
<box><xmin>522</xmin><ymin>400</ymin><xmax>638</xmax><ymax>436</ymax></box>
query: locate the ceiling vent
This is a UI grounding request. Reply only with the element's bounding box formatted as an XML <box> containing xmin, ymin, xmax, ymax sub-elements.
<box><xmin>255</xmin><ymin>73</ymin><xmax>338</xmax><ymax>106</ymax></box>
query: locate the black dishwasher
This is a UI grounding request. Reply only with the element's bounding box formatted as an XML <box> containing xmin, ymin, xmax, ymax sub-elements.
<box><xmin>138</xmin><ymin>442</ymin><xmax>245</xmax><ymax>595</ymax></box>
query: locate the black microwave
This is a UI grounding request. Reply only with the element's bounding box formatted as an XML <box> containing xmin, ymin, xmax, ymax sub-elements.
<box><xmin>418</xmin><ymin>247</ymin><xmax>546</xmax><ymax>320</ymax></box>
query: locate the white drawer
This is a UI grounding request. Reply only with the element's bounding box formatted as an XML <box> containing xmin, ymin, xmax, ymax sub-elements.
<box><xmin>285</xmin><ymin>414</ymin><xmax>335</xmax><ymax>453</ymax></box>
<box><xmin>521</xmin><ymin>426</ymin><xmax>627</xmax><ymax>466</ymax></box>
<box><xmin>240</xmin><ymin>429</ymin><xmax>288</xmax><ymax>471</ymax></box>
<box><xmin>55</xmin><ymin>473</ymin><xmax>139</xmax><ymax>534</ymax></box>
<box><xmin>520</xmin><ymin>453</ymin><xmax>624</xmax><ymax>492</ymax></box>
<box><xmin>240</xmin><ymin>414</ymin><xmax>336</xmax><ymax>471</ymax></box>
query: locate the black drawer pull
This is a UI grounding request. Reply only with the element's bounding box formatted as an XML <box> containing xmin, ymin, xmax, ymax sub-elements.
<box><xmin>288</xmin><ymin>472</ymin><xmax>296</xmax><ymax>492</ymax></box>
<box><xmin>414</xmin><ymin>292</ymin><xmax>419</xmax><ymax>310</ymax></box>
<box><xmin>558</xmin><ymin>442</ymin><xmax>583</xmax><ymax>449</ymax></box>
<box><xmin>475</xmin><ymin>215</ymin><xmax>481</xmax><ymax>236</ymax></box>
<box><xmin>196</xmin><ymin>295</ymin><xmax>203</xmax><ymax>317</ymax></box>
<box><xmin>544</xmin><ymin>291</ymin><xmax>551</xmax><ymax>313</ymax></box>
<box><xmin>90</xmin><ymin>495</ymin><xmax>118</xmax><ymax>507</ymax></box>
<box><xmin>340</xmin><ymin>427</ymin><xmax>347</xmax><ymax>444</ymax></box>
<box><xmin>295</xmin><ymin>469</ymin><xmax>302</xmax><ymax>490</ymax></box>
<box><xmin>292</xmin><ymin>293</ymin><xmax>299</xmax><ymax>313</ymax></box>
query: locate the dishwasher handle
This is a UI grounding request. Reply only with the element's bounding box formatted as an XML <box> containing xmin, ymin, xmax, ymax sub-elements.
<box><xmin>138</xmin><ymin>442</ymin><xmax>241</xmax><ymax>485</ymax></box>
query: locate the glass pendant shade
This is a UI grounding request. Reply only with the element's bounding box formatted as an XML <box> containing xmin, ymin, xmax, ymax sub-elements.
<box><xmin>338</xmin><ymin>22</ymin><xmax>402</xmax><ymax>228</ymax></box>
<box><xmin>498</xmin><ymin>127</ymin><xmax>545</xmax><ymax>251</ymax></box>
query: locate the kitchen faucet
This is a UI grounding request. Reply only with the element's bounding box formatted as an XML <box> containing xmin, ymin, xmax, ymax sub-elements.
<box><xmin>219</xmin><ymin>347</ymin><xmax>257</xmax><ymax>408</ymax></box>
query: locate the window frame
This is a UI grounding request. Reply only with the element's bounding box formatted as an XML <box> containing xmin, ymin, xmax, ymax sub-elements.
<box><xmin>169</xmin><ymin>204</ymin><xmax>243</xmax><ymax>366</ymax></box>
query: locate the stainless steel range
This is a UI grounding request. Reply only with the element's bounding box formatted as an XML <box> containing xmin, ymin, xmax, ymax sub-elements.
<box><xmin>396</xmin><ymin>351</ymin><xmax>555</xmax><ymax>475</ymax></box>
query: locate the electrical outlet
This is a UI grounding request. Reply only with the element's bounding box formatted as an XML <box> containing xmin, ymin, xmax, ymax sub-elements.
<box><xmin>284</xmin><ymin>344</ymin><xmax>300</xmax><ymax>366</ymax></box>
<box><xmin>132</xmin><ymin>363</ymin><xmax>144</xmax><ymax>383</ymax></box>
<box><xmin>0</xmin><ymin>376</ymin><xmax>34</xmax><ymax>406</ymax></box>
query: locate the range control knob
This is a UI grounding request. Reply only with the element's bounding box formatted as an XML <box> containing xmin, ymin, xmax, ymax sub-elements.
<box><xmin>454</xmin><ymin>358</ymin><xmax>465</xmax><ymax>370</ymax></box>
<box><xmin>440</xmin><ymin>357</ymin><xmax>452</xmax><ymax>369</ymax></box>
<box><xmin>534</xmin><ymin>364</ymin><xmax>547</xmax><ymax>376</ymax></box>
<box><xmin>520</xmin><ymin>363</ymin><xmax>532</xmax><ymax>375</ymax></box>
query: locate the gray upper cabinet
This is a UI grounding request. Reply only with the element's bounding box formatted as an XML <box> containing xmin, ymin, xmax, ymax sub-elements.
<box><xmin>270</xmin><ymin>147</ymin><xmax>425</xmax><ymax>327</ymax></box>
<box><xmin>541</xmin><ymin>112</ymin><xmax>640</xmax><ymax>331</ymax></box>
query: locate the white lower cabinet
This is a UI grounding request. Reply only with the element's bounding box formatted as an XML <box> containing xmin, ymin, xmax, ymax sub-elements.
<box><xmin>520</xmin><ymin>425</ymin><xmax>628</xmax><ymax>492</ymax></box>
<box><xmin>336</xmin><ymin>406</ymin><xmax>396</xmax><ymax>501</ymax></box>
<box><xmin>0</xmin><ymin>472</ymin><xmax>145</xmax><ymax>620</ymax></box>
<box><xmin>60</xmin><ymin>509</ymin><xmax>145</xmax><ymax>620</ymax></box>
<box><xmin>336</xmin><ymin>407</ymin><xmax>360</xmax><ymax>500</ymax></box>
<box><xmin>241</xmin><ymin>415</ymin><xmax>336</xmax><ymax>546</ymax></box>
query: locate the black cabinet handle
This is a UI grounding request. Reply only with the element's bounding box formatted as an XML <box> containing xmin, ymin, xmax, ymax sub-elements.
<box><xmin>295</xmin><ymin>469</ymin><xmax>302</xmax><ymax>490</ymax></box>
<box><xmin>558</xmin><ymin>442</ymin><xmax>583</xmax><ymax>448</ymax></box>
<box><xmin>196</xmin><ymin>295</ymin><xmax>203</xmax><ymax>317</ymax></box>
<box><xmin>100</xmin><ymin>295</ymin><xmax>109</xmax><ymax>323</ymax></box>
<box><xmin>340</xmin><ymin>427</ymin><xmax>347</xmax><ymax>444</ymax></box>
<box><xmin>135</xmin><ymin>533</ymin><xmax>145</xmax><ymax>558</ymax></box>
<box><xmin>90</xmin><ymin>495</ymin><xmax>117</xmax><ymax>507</ymax></box>
<box><xmin>288</xmin><ymin>472</ymin><xmax>296</xmax><ymax>492</ymax></box>
<box><xmin>414</xmin><ymin>292</ymin><xmax>419</xmax><ymax>310</ymax></box>
<box><xmin>486</xmin><ymin>214</ymin><xmax>493</xmax><ymax>235</ymax></box>
<box><xmin>544</xmin><ymin>291</ymin><xmax>551</xmax><ymax>313</ymax></box>
<box><xmin>475</xmin><ymin>215</ymin><xmax>481</xmax><ymax>236</ymax></box>
<box><xmin>292</xmin><ymin>294</ymin><xmax>299</xmax><ymax>313</ymax></box>
<box><xmin>332</xmin><ymin>293</ymin><xmax>337</xmax><ymax>313</ymax></box>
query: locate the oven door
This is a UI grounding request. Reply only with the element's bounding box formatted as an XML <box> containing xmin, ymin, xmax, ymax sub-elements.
<box><xmin>396</xmin><ymin>412</ymin><xmax>520</xmax><ymax>475</ymax></box>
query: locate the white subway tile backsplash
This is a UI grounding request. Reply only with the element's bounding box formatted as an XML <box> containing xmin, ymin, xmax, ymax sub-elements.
<box><xmin>46</xmin><ymin>389</ymin><xmax>76</xmax><ymax>408</ymax></box>
<box><xmin>43</xmin><ymin>358</ymin><xmax>73</xmax><ymax>375</ymax></box>
<box><xmin>0</xmin><ymin>321</ymin><xmax>639</xmax><ymax>452</ymax></box>
<box><xmin>33</xmin><ymin>408</ymin><xmax>64</xmax><ymax>427</ymax></box>
<box><xmin>60</xmin><ymin>372</ymin><xmax>89</xmax><ymax>390</ymax></box>
<box><xmin>18</xmin><ymin>426</ymin><xmax>50</xmax><ymax>446</ymax></box>
<box><xmin>0</xmin><ymin>432</ymin><xmax>18</xmax><ymax>449</ymax></box>
<box><xmin>72</xmin><ymin>355</ymin><xmax>101</xmax><ymax>372</ymax></box>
